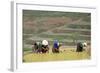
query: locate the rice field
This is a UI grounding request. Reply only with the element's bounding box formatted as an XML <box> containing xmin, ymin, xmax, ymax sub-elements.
<box><xmin>23</xmin><ymin>47</ymin><xmax>90</xmax><ymax>62</ymax></box>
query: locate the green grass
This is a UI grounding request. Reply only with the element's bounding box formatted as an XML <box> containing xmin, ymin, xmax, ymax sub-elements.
<box><xmin>38</xmin><ymin>34</ymin><xmax>90</xmax><ymax>40</ymax></box>
<box><xmin>67</xmin><ymin>24</ymin><xmax>91</xmax><ymax>29</ymax></box>
<box><xmin>23</xmin><ymin>48</ymin><xmax>32</xmax><ymax>51</ymax></box>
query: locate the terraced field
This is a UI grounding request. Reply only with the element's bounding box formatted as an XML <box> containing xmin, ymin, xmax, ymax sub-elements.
<box><xmin>23</xmin><ymin>10</ymin><xmax>91</xmax><ymax>62</ymax></box>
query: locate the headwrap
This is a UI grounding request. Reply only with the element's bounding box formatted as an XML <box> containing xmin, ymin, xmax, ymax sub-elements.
<box><xmin>42</xmin><ymin>40</ymin><xmax>48</xmax><ymax>45</ymax></box>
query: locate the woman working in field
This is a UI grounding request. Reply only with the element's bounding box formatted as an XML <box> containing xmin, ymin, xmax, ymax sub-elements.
<box><xmin>52</xmin><ymin>40</ymin><xmax>62</xmax><ymax>53</ymax></box>
<box><xmin>33</xmin><ymin>40</ymin><xmax>49</xmax><ymax>53</ymax></box>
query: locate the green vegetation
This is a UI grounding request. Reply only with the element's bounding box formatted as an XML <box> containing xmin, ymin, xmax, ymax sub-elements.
<box><xmin>67</xmin><ymin>24</ymin><xmax>91</xmax><ymax>29</ymax></box>
<box><xmin>38</xmin><ymin>34</ymin><xmax>90</xmax><ymax>40</ymax></box>
<box><xmin>23</xmin><ymin>48</ymin><xmax>32</xmax><ymax>51</ymax></box>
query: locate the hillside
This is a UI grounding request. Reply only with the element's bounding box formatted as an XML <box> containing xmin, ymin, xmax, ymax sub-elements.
<box><xmin>23</xmin><ymin>10</ymin><xmax>91</xmax><ymax>49</ymax></box>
